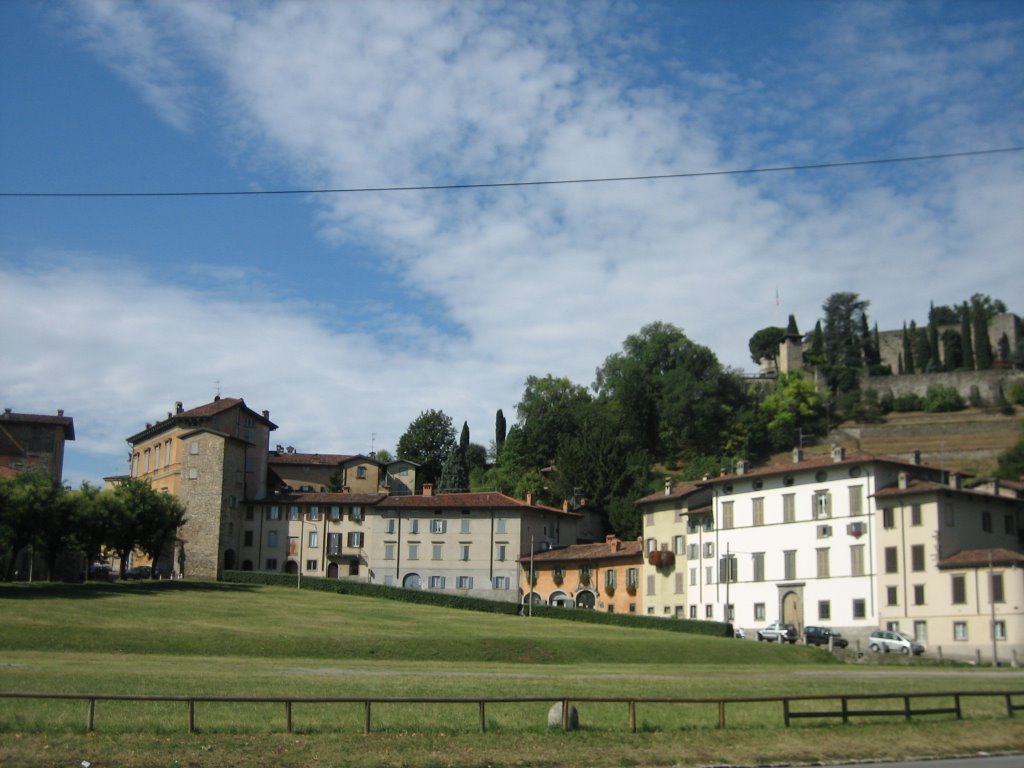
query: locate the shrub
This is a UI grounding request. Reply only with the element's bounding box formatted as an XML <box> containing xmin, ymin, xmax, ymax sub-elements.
<box><xmin>1007</xmin><ymin>381</ymin><xmax>1024</xmax><ymax>405</ymax></box>
<box><xmin>892</xmin><ymin>392</ymin><xmax>923</xmax><ymax>412</ymax></box>
<box><xmin>923</xmin><ymin>384</ymin><xmax>965</xmax><ymax>413</ymax></box>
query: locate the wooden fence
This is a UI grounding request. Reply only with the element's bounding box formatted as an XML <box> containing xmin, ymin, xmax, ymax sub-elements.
<box><xmin>1</xmin><ymin>690</ymin><xmax>1021</xmax><ymax>734</ymax></box>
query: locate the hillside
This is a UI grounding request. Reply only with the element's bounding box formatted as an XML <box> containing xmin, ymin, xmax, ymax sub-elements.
<box><xmin>795</xmin><ymin>407</ymin><xmax>1022</xmax><ymax>477</ymax></box>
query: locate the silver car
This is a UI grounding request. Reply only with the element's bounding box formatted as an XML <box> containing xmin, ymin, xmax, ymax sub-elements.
<box><xmin>868</xmin><ymin>629</ymin><xmax>925</xmax><ymax>655</ymax></box>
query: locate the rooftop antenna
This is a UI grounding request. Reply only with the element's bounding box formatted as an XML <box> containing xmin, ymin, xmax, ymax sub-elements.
<box><xmin>370</xmin><ymin>432</ymin><xmax>376</xmax><ymax>456</ymax></box>
<box><xmin>215</xmin><ymin>380</ymin><xmax>221</xmax><ymax>398</ymax></box>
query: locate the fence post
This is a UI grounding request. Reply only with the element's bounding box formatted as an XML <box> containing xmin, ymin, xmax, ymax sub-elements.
<box><xmin>841</xmin><ymin>696</ymin><xmax>849</xmax><ymax>724</ymax></box>
<box><xmin>364</xmin><ymin>701</ymin><xmax>372</xmax><ymax>734</ymax></box>
<box><xmin>782</xmin><ymin>699</ymin><xmax>790</xmax><ymax>727</ymax></box>
<box><xmin>188</xmin><ymin>699</ymin><xmax>195</xmax><ymax>733</ymax></box>
<box><xmin>479</xmin><ymin>701</ymin><xmax>486</xmax><ymax>733</ymax></box>
<box><xmin>718</xmin><ymin>700</ymin><xmax>726</xmax><ymax>729</ymax></box>
<box><xmin>562</xmin><ymin>698</ymin><xmax>570</xmax><ymax>732</ymax></box>
<box><xmin>286</xmin><ymin>701</ymin><xmax>293</xmax><ymax>733</ymax></box>
<box><xmin>1006</xmin><ymin>694</ymin><xmax>1014</xmax><ymax>718</ymax></box>
<box><xmin>937</xmin><ymin>646</ymin><xmax>943</xmax><ymax>663</ymax></box>
<box><xmin>976</xmin><ymin>648</ymin><xmax>982</xmax><ymax>665</ymax></box>
<box><xmin>903</xmin><ymin>695</ymin><xmax>911</xmax><ymax>721</ymax></box>
<box><xmin>954</xmin><ymin>694</ymin><xmax>962</xmax><ymax>720</ymax></box>
<box><xmin>628</xmin><ymin>700</ymin><xmax>636</xmax><ymax>734</ymax></box>
<box><xmin>1013</xmin><ymin>650</ymin><xmax>1019</xmax><ymax>669</ymax></box>
<box><xmin>87</xmin><ymin>698</ymin><xmax>95</xmax><ymax>733</ymax></box>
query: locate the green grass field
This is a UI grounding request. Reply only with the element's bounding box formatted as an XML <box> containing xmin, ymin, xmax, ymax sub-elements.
<box><xmin>2</xmin><ymin>581</ymin><xmax>1022</xmax><ymax>767</ymax></box>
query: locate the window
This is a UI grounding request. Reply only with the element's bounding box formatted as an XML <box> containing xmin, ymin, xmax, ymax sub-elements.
<box><xmin>851</xmin><ymin>545</ymin><xmax>865</xmax><ymax>577</ymax></box>
<box><xmin>848</xmin><ymin>486</ymin><xmax>863</xmax><ymax>516</ymax></box>
<box><xmin>982</xmin><ymin>510</ymin><xmax>992</xmax><ymax>532</ymax></box>
<box><xmin>991</xmin><ymin>573</ymin><xmax>1005</xmax><ymax>603</ymax></box>
<box><xmin>884</xmin><ymin>546</ymin><xmax>898</xmax><ymax>573</ymax></box>
<box><xmin>153</xmin><ymin>444</ymin><xmax>160</xmax><ymax>470</ymax></box>
<box><xmin>814</xmin><ymin>491</ymin><xmax>831</xmax><ymax>519</ymax></box>
<box><xmin>330</xmin><ymin>506</ymin><xmax>341</xmax><ymax>521</ymax></box>
<box><xmin>951</xmin><ymin>575</ymin><xmax>966</xmax><ymax>604</ymax></box>
<box><xmin>718</xmin><ymin>555</ymin><xmax>737</xmax><ymax>583</ymax></box>
<box><xmin>308</xmin><ymin>530</ymin><xmax>318</xmax><ymax>548</ymax></box>
<box><xmin>852</xmin><ymin>598</ymin><xmax>866</xmax><ymax>619</ymax></box>
<box><xmin>818</xmin><ymin>600</ymin><xmax>831</xmax><ymax>620</ymax></box>
<box><xmin>994</xmin><ymin>621</ymin><xmax>1006</xmax><ymax>641</ymax></box>
<box><xmin>784</xmin><ymin>550</ymin><xmax>796</xmax><ymax>580</ymax></box>
<box><xmin>408</xmin><ymin>543</ymin><xmax>419</xmax><ymax>560</ymax></box>
<box><xmin>752</xmin><ymin>552</ymin><xmax>765</xmax><ymax>582</ymax></box>
<box><xmin>266</xmin><ymin>558</ymin><xmax>278</xmax><ymax>570</ymax></box>
<box><xmin>496</xmin><ymin>515</ymin><xmax>506</xmax><ymax>534</ymax></box>
<box><xmin>347</xmin><ymin>531</ymin><xmax>364</xmax><ymax>548</ymax></box>
<box><xmin>409</xmin><ymin>519</ymin><xmax>419</xmax><ymax>534</ymax></box>
<box><xmin>645</xmin><ymin>573</ymin><xmax>655</xmax><ymax>595</ymax></box>
<box><xmin>309</xmin><ymin>506</ymin><xmax>320</xmax><ymax>521</ymax></box>
<box><xmin>782</xmin><ymin>493</ymin><xmax>795</xmax><ymax>523</ymax></box>
<box><xmin>429</xmin><ymin>575</ymin><xmax>446</xmax><ymax>589</ymax></box>
<box><xmin>496</xmin><ymin>544</ymin><xmax>507</xmax><ymax>562</ymax></box>
<box><xmin>646</xmin><ymin>537</ymin><xmax>657</xmax><ymax>554</ymax></box>
<box><xmin>460</xmin><ymin>517</ymin><xmax>471</xmax><ymax>534</ymax></box>
<box><xmin>725</xmin><ymin>604</ymin><xmax>734</xmax><ymax>621</ymax></box>
<box><xmin>605</xmin><ymin>569</ymin><xmax>617</xmax><ymax>590</ymax></box>
<box><xmin>705</xmin><ymin>604</ymin><xmax>713</xmax><ymax>618</ymax></box>
<box><xmin>493</xmin><ymin>576</ymin><xmax>510</xmax><ymax>590</ymax></box>
<box><xmin>305</xmin><ymin>559</ymin><xmax>317</xmax><ymax>571</ymax></box>
<box><xmin>703</xmin><ymin>542</ymin><xmax>714</xmax><ymax>558</ymax></box>
<box><xmin>886</xmin><ymin>586</ymin><xmax>898</xmax><ymax>606</ymax></box>
<box><xmin>687</xmin><ymin>543</ymin><xmax>699</xmax><ymax>560</ymax></box>
<box><xmin>385</xmin><ymin>518</ymin><xmax>396</xmax><ymax>534</ymax></box>
<box><xmin>882</xmin><ymin>508</ymin><xmax>895</xmax><ymax>529</ymax></box>
<box><xmin>328</xmin><ymin>533</ymin><xmax>340</xmax><ymax>555</ymax></box>
<box><xmin>243</xmin><ymin>530</ymin><xmax>254</xmax><ymax>547</ymax></box>
<box><xmin>267</xmin><ymin>531</ymin><xmax>278</xmax><ymax>548</ymax></box>
<box><xmin>953</xmin><ymin>621</ymin><xmax>968</xmax><ymax>641</ymax></box>
<box><xmin>351</xmin><ymin>506</ymin><xmax>363</xmax><ymax>522</ymax></box>
<box><xmin>384</xmin><ymin>543</ymin><xmax>395</xmax><ymax>560</ymax></box>
<box><xmin>674</xmin><ymin>572</ymin><xmax>684</xmax><ymax>594</ymax></box>
<box><xmin>627</xmin><ymin>567</ymin><xmax>639</xmax><ymax>590</ymax></box>
<box><xmin>187</xmin><ymin>468</ymin><xmax>198</xmax><ymax>480</ymax></box>
<box><xmin>288</xmin><ymin>506</ymin><xmax>300</xmax><ymax>521</ymax></box>
<box><xmin>689</xmin><ymin>605</ymin><xmax>697</xmax><ymax>619</ymax></box>
<box><xmin>457</xmin><ymin>576</ymin><xmax>473</xmax><ymax>589</ymax></box>
<box><xmin>913</xmin><ymin>584</ymin><xmax>925</xmax><ymax>605</ymax></box>
<box><xmin>910</xmin><ymin>504</ymin><xmax>922</xmax><ymax>526</ymax></box>
<box><xmin>432</xmin><ymin>543</ymin><xmax>443</xmax><ymax>560</ymax></box>
<box><xmin>754</xmin><ymin>603</ymin><xmax>766</xmax><ymax>621</ymax></box>
<box><xmin>721</xmin><ymin>501</ymin><xmax>734</xmax><ymax>529</ymax></box>
<box><xmin>914</xmin><ymin>620</ymin><xmax>928</xmax><ymax>643</ymax></box>
<box><xmin>689</xmin><ymin>567</ymin><xmax>696</xmax><ymax>586</ymax></box>
<box><xmin>817</xmin><ymin>524</ymin><xmax>832</xmax><ymax>539</ymax></box>
<box><xmin>645</xmin><ymin>512</ymin><xmax>654</xmax><ymax>527</ymax></box>
<box><xmin>705</xmin><ymin>565</ymin><xmax>714</xmax><ymax>585</ymax></box>
<box><xmin>356</xmin><ymin>466</ymin><xmax>367</xmax><ymax>479</ymax></box>
<box><xmin>430</xmin><ymin>519</ymin><xmax>447</xmax><ymax>534</ymax></box>
<box><xmin>288</xmin><ymin>537</ymin><xmax>298</xmax><ymax>556</ymax></box>
<box><xmin>752</xmin><ymin>497</ymin><xmax>764</xmax><ymax>526</ymax></box>
<box><xmin>673</xmin><ymin>535</ymin><xmax>685</xmax><ymax>555</ymax></box>
<box><xmin>190</xmin><ymin>441</ymin><xmax>199</xmax><ymax>455</ymax></box>
<box><xmin>460</xmin><ymin>544</ymin><xmax>470</xmax><ymax>561</ymax></box>
<box><xmin>816</xmin><ymin>548</ymin><xmax>830</xmax><ymax>578</ymax></box>
<box><xmin>906</xmin><ymin>543</ymin><xmax>925</xmax><ymax>571</ymax></box>
<box><xmin>165</xmin><ymin>439</ymin><xmax>172</xmax><ymax>466</ymax></box>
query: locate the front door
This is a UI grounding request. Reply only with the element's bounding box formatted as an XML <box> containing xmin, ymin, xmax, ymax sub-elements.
<box><xmin>782</xmin><ymin>590</ymin><xmax>801</xmax><ymax>629</ymax></box>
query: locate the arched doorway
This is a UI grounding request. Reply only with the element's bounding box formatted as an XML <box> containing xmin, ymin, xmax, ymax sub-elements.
<box><xmin>285</xmin><ymin>560</ymin><xmax>298</xmax><ymax>574</ymax></box>
<box><xmin>782</xmin><ymin>590</ymin><xmax>802</xmax><ymax>629</ymax></box>
<box><xmin>327</xmin><ymin>562</ymin><xmax>339</xmax><ymax>579</ymax></box>
<box><xmin>403</xmin><ymin>572</ymin><xmax>421</xmax><ymax>589</ymax></box>
<box><xmin>548</xmin><ymin>590</ymin><xmax>574</xmax><ymax>608</ymax></box>
<box><xmin>576</xmin><ymin>590</ymin><xmax>596</xmax><ymax>609</ymax></box>
<box><xmin>223</xmin><ymin>549</ymin><xmax>236</xmax><ymax>571</ymax></box>
<box><xmin>523</xmin><ymin>591</ymin><xmax>542</xmax><ymax>605</ymax></box>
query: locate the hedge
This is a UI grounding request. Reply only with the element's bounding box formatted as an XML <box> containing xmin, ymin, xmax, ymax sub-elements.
<box><xmin>223</xmin><ymin>570</ymin><xmax>732</xmax><ymax>637</ymax></box>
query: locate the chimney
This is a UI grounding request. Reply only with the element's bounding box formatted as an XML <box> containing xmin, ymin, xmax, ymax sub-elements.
<box><xmin>175</xmin><ymin>401</ymin><xmax>184</xmax><ymax>414</ymax></box>
<box><xmin>262</xmin><ymin>410</ymin><xmax>270</xmax><ymax>419</ymax></box>
<box><xmin>57</xmin><ymin>409</ymin><xmax>64</xmax><ymax>416</ymax></box>
<box><xmin>736</xmin><ymin>459</ymin><xmax>749</xmax><ymax>475</ymax></box>
<box><xmin>562</xmin><ymin>500</ymin><xmax>570</xmax><ymax>512</ymax></box>
<box><xmin>949</xmin><ymin>473</ymin><xmax>962</xmax><ymax>490</ymax></box>
<box><xmin>525</xmin><ymin>491</ymin><xmax>535</xmax><ymax>506</ymax></box>
<box><xmin>276</xmin><ymin>445</ymin><xmax>284</xmax><ymax>453</ymax></box>
<box><xmin>831</xmin><ymin>444</ymin><xmax>845</xmax><ymax>463</ymax></box>
<box><xmin>287</xmin><ymin>446</ymin><xmax>295</xmax><ymax>454</ymax></box>
<box><xmin>664</xmin><ymin>477</ymin><xmax>672</xmax><ymax>496</ymax></box>
<box><xmin>898</xmin><ymin>471</ymin><xmax>909</xmax><ymax>489</ymax></box>
<box><xmin>214</xmin><ymin>394</ymin><xmax>221</xmax><ymax>402</ymax></box>
<box><xmin>422</xmin><ymin>483</ymin><xmax>434</xmax><ymax>497</ymax></box>
<box><xmin>792</xmin><ymin>447</ymin><xmax>803</xmax><ymax>463</ymax></box>
<box><xmin>342</xmin><ymin>486</ymin><xmax>351</xmax><ymax>493</ymax></box>
<box><xmin>605</xmin><ymin>534</ymin><xmax>620</xmax><ymax>552</ymax></box>
<box><xmin>3</xmin><ymin>408</ymin><xmax>11</xmax><ymax>416</ymax></box>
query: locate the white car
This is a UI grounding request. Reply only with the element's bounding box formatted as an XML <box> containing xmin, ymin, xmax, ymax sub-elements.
<box><xmin>868</xmin><ymin>630</ymin><xmax>925</xmax><ymax>655</ymax></box>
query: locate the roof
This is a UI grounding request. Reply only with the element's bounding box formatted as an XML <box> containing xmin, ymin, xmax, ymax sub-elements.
<box><xmin>268</xmin><ymin>492</ymin><xmax>388</xmax><ymax>506</ymax></box>
<box><xmin>518</xmin><ymin>539</ymin><xmax>643</xmax><ymax>564</ymax></box>
<box><xmin>635</xmin><ymin>481</ymin><xmax>706</xmax><ymax>506</ymax></box>
<box><xmin>384</xmin><ymin>491</ymin><xmax>582</xmax><ymax>517</ymax></box>
<box><xmin>127</xmin><ymin>396</ymin><xmax>277</xmax><ymax>443</ymax></box>
<box><xmin>708</xmin><ymin>449</ymin><xmax>950</xmax><ymax>485</ymax></box>
<box><xmin>268</xmin><ymin>452</ymin><xmax>356</xmax><ymax>466</ymax></box>
<box><xmin>938</xmin><ymin>548</ymin><xmax>1024</xmax><ymax>569</ymax></box>
<box><xmin>873</xmin><ymin>478</ymin><xmax>1019</xmax><ymax>505</ymax></box>
<box><xmin>0</xmin><ymin>410</ymin><xmax>75</xmax><ymax>440</ymax></box>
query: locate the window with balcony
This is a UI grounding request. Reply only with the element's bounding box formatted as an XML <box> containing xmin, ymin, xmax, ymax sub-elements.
<box><xmin>327</xmin><ymin>533</ymin><xmax>340</xmax><ymax>555</ymax></box>
<box><xmin>430</xmin><ymin>519</ymin><xmax>447</xmax><ymax>534</ymax></box>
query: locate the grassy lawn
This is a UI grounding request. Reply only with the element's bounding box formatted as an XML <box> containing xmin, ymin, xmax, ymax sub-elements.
<box><xmin>2</xmin><ymin>581</ymin><xmax>1023</xmax><ymax>767</ymax></box>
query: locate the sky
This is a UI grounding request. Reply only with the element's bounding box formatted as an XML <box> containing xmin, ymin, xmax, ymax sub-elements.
<box><xmin>1</xmin><ymin>0</ymin><xmax>1022</xmax><ymax>487</ymax></box>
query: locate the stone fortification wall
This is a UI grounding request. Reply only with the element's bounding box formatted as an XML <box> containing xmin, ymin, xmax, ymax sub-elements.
<box><xmin>861</xmin><ymin>369</ymin><xmax>1024</xmax><ymax>404</ymax></box>
<box><xmin>178</xmin><ymin>433</ymin><xmax>227</xmax><ymax>579</ymax></box>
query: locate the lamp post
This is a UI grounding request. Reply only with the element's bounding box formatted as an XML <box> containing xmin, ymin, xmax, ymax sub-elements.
<box><xmin>297</xmin><ymin>516</ymin><xmax>303</xmax><ymax>590</ymax></box>
<box><xmin>989</xmin><ymin>550</ymin><xmax>999</xmax><ymax>667</ymax></box>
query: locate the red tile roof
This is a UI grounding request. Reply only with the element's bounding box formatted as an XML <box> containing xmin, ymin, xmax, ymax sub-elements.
<box><xmin>707</xmin><ymin>450</ymin><xmax>955</xmax><ymax>484</ymax></box>
<box><xmin>635</xmin><ymin>481</ymin><xmax>706</xmax><ymax>505</ymax></box>
<box><xmin>268</xmin><ymin>452</ymin><xmax>356</xmax><ymax>466</ymax></box>
<box><xmin>383</xmin><ymin>491</ymin><xmax>582</xmax><ymax>516</ymax></box>
<box><xmin>270</xmin><ymin>492</ymin><xmax>388</xmax><ymax>505</ymax></box>
<box><xmin>518</xmin><ymin>539</ymin><xmax>643</xmax><ymax>564</ymax></box>
<box><xmin>128</xmin><ymin>396</ymin><xmax>277</xmax><ymax>442</ymax></box>
<box><xmin>938</xmin><ymin>548</ymin><xmax>1024</xmax><ymax>569</ymax></box>
<box><xmin>873</xmin><ymin>478</ymin><xmax>1014</xmax><ymax>503</ymax></box>
<box><xmin>0</xmin><ymin>410</ymin><xmax>75</xmax><ymax>439</ymax></box>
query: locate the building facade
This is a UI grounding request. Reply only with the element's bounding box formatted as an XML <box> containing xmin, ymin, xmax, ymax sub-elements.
<box><xmin>519</xmin><ymin>535</ymin><xmax>644</xmax><ymax>612</ymax></box>
<box><xmin>0</xmin><ymin>408</ymin><xmax>75</xmax><ymax>480</ymax></box>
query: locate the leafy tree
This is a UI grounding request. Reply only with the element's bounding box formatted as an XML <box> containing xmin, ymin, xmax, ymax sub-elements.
<box><xmin>930</xmin><ymin>304</ymin><xmax>959</xmax><ymax>325</ymax></box>
<box><xmin>995</xmin><ymin>429</ymin><xmax>1024</xmax><ymax>480</ymax></box>
<box><xmin>67</xmin><ymin>482</ymin><xmax>110</xmax><ymax>577</ymax></box>
<box><xmin>129</xmin><ymin>484</ymin><xmax>187</xmax><ymax>576</ymax></box>
<box><xmin>371</xmin><ymin>448</ymin><xmax>393</xmax><ymax>463</ymax></box>
<box><xmin>911</xmin><ymin>321</ymin><xmax>931</xmax><ymax>374</ymax></box>
<box><xmin>821</xmin><ymin>292</ymin><xmax>869</xmax><ymax>392</ymax></box>
<box><xmin>972</xmin><ymin>295</ymin><xmax>995</xmax><ymax>369</ymax></box>
<box><xmin>512</xmin><ymin>375</ymin><xmax>592</xmax><ymax>471</ymax></box>
<box><xmin>959</xmin><ymin>302</ymin><xmax>974</xmax><ymax>370</ymax></box>
<box><xmin>922</xmin><ymin>384</ymin><xmax>965</xmax><ymax>413</ymax></box>
<box><xmin>396</xmin><ymin>410</ymin><xmax>456</xmax><ymax>489</ymax></box>
<box><xmin>748</xmin><ymin>325</ymin><xmax>785</xmax><ymax>367</ymax></box>
<box><xmin>969</xmin><ymin>293</ymin><xmax>1007</xmax><ymax>320</ymax></box>
<box><xmin>941</xmin><ymin>329</ymin><xmax>963</xmax><ymax>371</ymax></box>
<box><xmin>758</xmin><ymin>372</ymin><xmax>827</xmax><ymax>451</ymax></box>
<box><xmin>0</xmin><ymin>471</ymin><xmax>62</xmax><ymax>580</ymax></box>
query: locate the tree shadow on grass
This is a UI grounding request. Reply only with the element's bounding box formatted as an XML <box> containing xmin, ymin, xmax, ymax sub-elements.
<box><xmin>0</xmin><ymin>580</ymin><xmax>259</xmax><ymax>600</ymax></box>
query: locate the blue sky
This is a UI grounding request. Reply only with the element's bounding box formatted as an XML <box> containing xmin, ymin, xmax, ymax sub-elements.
<box><xmin>1</xmin><ymin>0</ymin><xmax>1022</xmax><ymax>487</ymax></box>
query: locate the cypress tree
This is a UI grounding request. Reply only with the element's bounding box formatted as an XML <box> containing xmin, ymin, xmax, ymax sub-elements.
<box><xmin>973</xmin><ymin>298</ymin><xmax>994</xmax><ymax>369</ymax></box>
<box><xmin>495</xmin><ymin>409</ymin><xmax>506</xmax><ymax>457</ymax></box>
<box><xmin>960</xmin><ymin>302</ymin><xmax>974</xmax><ymax>370</ymax></box>
<box><xmin>927</xmin><ymin>302</ymin><xmax>940</xmax><ymax>371</ymax></box>
<box><xmin>902</xmin><ymin>322</ymin><xmax>915</xmax><ymax>373</ymax></box>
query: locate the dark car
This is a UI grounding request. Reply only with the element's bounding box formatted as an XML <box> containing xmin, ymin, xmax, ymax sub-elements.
<box><xmin>803</xmin><ymin>625</ymin><xmax>849</xmax><ymax>648</ymax></box>
<box><xmin>124</xmin><ymin>565</ymin><xmax>152</xmax><ymax>580</ymax></box>
<box><xmin>756</xmin><ymin>622</ymin><xmax>798</xmax><ymax>643</ymax></box>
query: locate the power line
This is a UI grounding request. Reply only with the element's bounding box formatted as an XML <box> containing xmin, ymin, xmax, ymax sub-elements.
<box><xmin>2</xmin><ymin>146</ymin><xmax>1021</xmax><ymax>199</ymax></box>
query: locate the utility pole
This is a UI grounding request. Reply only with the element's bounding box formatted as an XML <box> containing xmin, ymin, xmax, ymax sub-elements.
<box><xmin>989</xmin><ymin>550</ymin><xmax>999</xmax><ymax>667</ymax></box>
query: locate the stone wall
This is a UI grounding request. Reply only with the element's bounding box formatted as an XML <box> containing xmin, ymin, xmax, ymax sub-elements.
<box><xmin>179</xmin><ymin>432</ymin><xmax>228</xmax><ymax>579</ymax></box>
<box><xmin>861</xmin><ymin>368</ymin><xmax>1024</xmax><ymax>404</ymax></box>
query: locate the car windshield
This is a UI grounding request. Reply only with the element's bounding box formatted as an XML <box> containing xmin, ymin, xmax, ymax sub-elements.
<box><xmin>897</xmin><ymin>632</ymin><xmax>915</xmax><ymax>642</ymax></box>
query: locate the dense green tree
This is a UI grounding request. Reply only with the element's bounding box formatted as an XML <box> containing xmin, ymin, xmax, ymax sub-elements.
<box><xmin>930</xmin><ymin>304</ymin><xmax>959</xmax><ymax>325</ymax></box>
<box><xmin>821</xmin><ymin>292</ymin><xmax>869</xmax><ymax>392</ymax></box>
<box><xmin>941</xmin><ymin>329</ymin><xmax>963</xmax><ymax>371</ymax></box>
<box><xmin>995</xmin><ymin>429</ymin><xmax>1024</xmax><ymax>480</ymax></box>
<box><xmin>758</xmin><ymin>372</ymin><xmax>828</xmax><ymax>451</ymax></box>
<box><xmin>902</xmin><ymin>323</ymin><xmax>915</xmax><ymax>373</ymax></box>
<box><xmin>67</xmin><ymin>482</ymin><xmax>110</xmax><ymax>577</ymax></box>
<box><xmin>959</xmin><ymin>302</ymin><xmax>975</xmax><ymax>370</ymax></box>
<box><xmin>494</xmin><ymin>409</ymin><xmax>506</xmax><ymax>458</ymax></box>
<box><xmin>437</xmin><ymin>444</ymin><xmax>469</xmax><ymax>493</ymax></box>
<box><xmin>0</xmin><ymin>471</ymin><xmax>63</xmax><ymax>580</ymax></box>
<box><xmin>972</xmin><ymin>295</ymin><xmax>996</xmax><ymax>369</ymax></box>
<box><xmin>371</xmin><ymin>448</ymin><xmax>393</xmax><ymax>463</ymax></box>
<box><xmin>396</xmin><ymin>409</ymin><xmax>457</xmax><ymax>489</ymax></box>
<box><xmin>804</xmin><ymin>321</ymin><xmax>825</xmax><ymax>367</ymax></box>
<box><xmin>911</xmin><ymin>321</ymin><xmax>931</xmax><ymax>374</ymax></box>
<box><xmin>512</xmin><ymin>375</ymin><xmax>592</xmax><ymax>471</ymax></box>
<box><xmin>748</xmin><ymin>325</ymin><xmax>785</xmax><ymax>367</ymax></box>
<box><xmin>969</xmin><ymin>293</ymin><xmax>1007</xmax><ymax>320</ymax></box>
<box><xmin>927</xmin><ymin>302</ymin><xmax>941</xmax><ymax>371</ymax></box>
<box><xmin>123</xmin><ymin>482</ymin><xmax>187</xmax><ymax>577</ymax></box>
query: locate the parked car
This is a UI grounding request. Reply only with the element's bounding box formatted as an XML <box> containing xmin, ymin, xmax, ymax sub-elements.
<box><xmin>757</xmin><ymin>622</ymin><xmax>798</xmax><ymax>643</ymax></box>
<box><xmin>88</xmin><ymin>562</ymin><xmax>114</xmax><ymax>581</ymax></box>
<box><xmin>124</xmin><ymin>565</ymin><xmax>152</xmax><ymax>580</ymax></box>
<box><xmin>868</xmin><ymin>629</ymin><xmax>925</xmax><ymax>655</ymax></box>
<box><xmin>803</xmin><ymin>625</ymin><xmax>849</xmax><ymax>649</ymax></box>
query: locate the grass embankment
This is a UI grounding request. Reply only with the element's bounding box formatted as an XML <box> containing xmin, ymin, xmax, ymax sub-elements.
<box><xmin>2</xmin><ymin>581</ymin><xmax>1022</xmax><ymax>768</ymax></box>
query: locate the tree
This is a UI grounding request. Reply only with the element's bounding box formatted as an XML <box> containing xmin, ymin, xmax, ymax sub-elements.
<box><xmin>821</xmin><ymin>292</ymin><xmax>870</xmax><ymax>392</ymax></box>
<box><xmin>512</xmin><ymin>375</ymin><xmax>592</xmax><ymax>471</ymax></box>
<box><xmin>995</xmin><ymin>429</ymin><xmax>1024</xmax><ymax>480</ymax></box>
<box><xmin>941</xmin><ymin>329</ymin><xmax>963</xmax><ymax>371</ymax></box>
<box><xmin>494</xmin><ymin>409</ymin><xmax>506</xmax><ymax>458</ymax></box>
<box><xmin>959</xmin><ymin>302</ymin><xmax>975</xmax><ymax>370</ymax></box>
<box><xmin>927</xmin><ymin>302</ymin><xmax>941</xmax><ymax>371</ymax></box>
<box><xmin>804</xmin><ymin>321</ymin><xmax>825</xmax><ymax>367</ymax></box>
<box><xmin>0</xmin><ymin>471</ymin><xmax>63</xmax><ymax>580</ymax></box>
<box><xmin>901</xmin><ymin>322</ymin><xmax>915</xmax><ymax>373</ymax></box>
<box><xmin>437</xmin><ymin>443</ymin><xmax>469</xmax><ymax>493</ymax></box>
<box><xmin>371</xmin><ymin>448</ymin><xmax>393</xmax><ymax>463</ymax></box>
<box><xmin>67</xmin><ymin>482</ymin><xmax>111</xmax><ymax>577</ymax></box>
<box><xmin>758</xmin><ymin>372</ymin><xmax>827</xmax><ymax>451</ymax></box>
<box><xmin>132</xmin><ymin>486</ymin><xmax>187</xmax><ymax>576</ymax></box>
<box><xmin>972</xmin><ymin>295</ymin><xmax>995</xmax><ymax>369</ymax></box>
<box><xmin>911</xmin><ymin>321</ymin><xmax>931</xmax><ymax>375</ymax></box>
<box><xmin>748</xmin><ymin>325</ymin><xmax>785</xmax><ymax>368</ymax></box>
<box><xmin>396</xmin><ymin>410</ymin><xmax>457</xmax><ymax>489</ymax></box>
